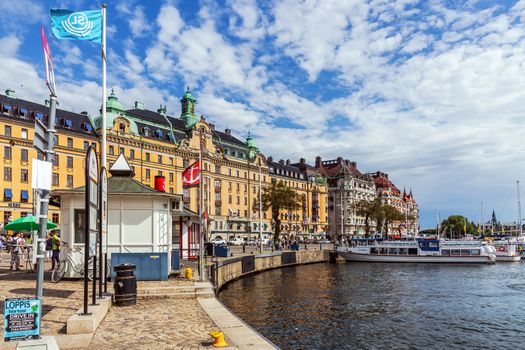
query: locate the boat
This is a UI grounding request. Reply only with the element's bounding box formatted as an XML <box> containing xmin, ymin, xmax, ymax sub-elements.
<box><xmin>336</xmin><ymin>237</ymin><xmax>497</xmax><ymax>264</ymax></box>
<box><xmin>490</xmin><ymin>239</ymin><xmax>522</xmax><ymax>262</ymax></box>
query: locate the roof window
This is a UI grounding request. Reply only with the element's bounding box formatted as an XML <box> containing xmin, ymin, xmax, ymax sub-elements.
<box><xmin>2</xmin><ymin>104</ymin><xmax>12</xmax><ymax>114</ymax></box>
<box><xmin>64</xmin><ymin>119</ymin><xmax>72</xmax><ymax>128</ymax></box>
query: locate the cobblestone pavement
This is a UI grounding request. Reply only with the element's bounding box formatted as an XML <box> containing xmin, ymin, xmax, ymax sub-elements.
<box><xmin>0</xmin><ymin>251</ymin><xmax>84</xmax><ymax>335</ymax></box>
<box><xmin>90</xmin><ymin>298</ymin><xmax>218</xmax><ymax>350</ymax></box>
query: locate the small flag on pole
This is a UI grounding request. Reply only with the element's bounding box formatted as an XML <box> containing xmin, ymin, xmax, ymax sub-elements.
<box><xmin>50</xmin><ymin>9</ymin><xmax>102</xmax><ymax>44</ymax></box>
<box><xmin>182</xmin><ymin>161</ymin><xmax>200</xmax><ymax>187</ymax></box>
<box><xmin>40</xmin><ymin>26</ymin><xmax>56</xmax><ymax>95</ymax></box>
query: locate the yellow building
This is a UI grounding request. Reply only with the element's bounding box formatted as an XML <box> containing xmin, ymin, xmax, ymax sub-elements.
<box><xmin>0</xmin><ymin>87</ymin><xmax>328</xmax><ymax>243</ymax></box>
<box><xmin>267</xmin><ymin>157</ymin><xmax>328</xmax><ymax>239</ymax></box>
<box><xmin>0</xmin><ymin>89</ymin><xmax>98</xmax><ymax>228</ymax></box>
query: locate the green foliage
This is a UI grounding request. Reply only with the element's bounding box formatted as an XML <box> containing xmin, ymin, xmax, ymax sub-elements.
<box><xmin>440</xmin><ymin>215</ymin><xmax>477</xmax><ymax>238</ymax></box>
<box><xmin>350</xmin><ymin>199</ymin><xmax>407</xmax><ymax>238</ymax></box>
<box><xmin>255</xmin><ymin>179</ymin><xmax>300</xmax><ymax>241</ymax></box>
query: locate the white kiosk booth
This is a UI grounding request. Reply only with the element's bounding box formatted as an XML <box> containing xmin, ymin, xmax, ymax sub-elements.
<box><xmin>53</xmin><ymin>154</ymin><xmax>183</xmax><ymax>278</ymax></box>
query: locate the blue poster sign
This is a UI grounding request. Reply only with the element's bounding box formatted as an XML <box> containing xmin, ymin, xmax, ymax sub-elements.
<box><xmin>4</xmin><ymin>298</ymin><xmax>41</xmax><ymax>341</ymax></box>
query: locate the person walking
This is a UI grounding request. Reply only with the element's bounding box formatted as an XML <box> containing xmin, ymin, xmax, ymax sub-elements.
<box><xmin>50</xmin><ymin>231</ymin><xmax>61</xmax><ymax>270</ymax></box>
<box><xmin>10</xmin><ymin>232</ymin><xmax>22</xmax><ymax>272</ymax></box>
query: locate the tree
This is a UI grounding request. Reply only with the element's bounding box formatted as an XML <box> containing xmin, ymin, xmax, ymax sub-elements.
<box><xmin>381</xmin><ymin>205</ymin><xmax>405</xmax><ymax>237</ymax></box>
<box><xmin>255</xmin><ymin>179</ymin><xmax>300</xmax><ymax>242</ymax></box>
<box><xmin>350</xmin><ymin>198</ymin><xmax>382</xmax><ymax>236</ymax></box>
<box><xmin>440</xmin><ymin>215</ymin><xmax>476</xmax><ymax>238</ymax></box>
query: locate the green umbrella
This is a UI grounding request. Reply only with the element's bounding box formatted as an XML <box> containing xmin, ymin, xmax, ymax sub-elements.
<box><xmin>4</xmin><ymin>216</ymin><xmax>58</xmax><ymax>231</ymax></box>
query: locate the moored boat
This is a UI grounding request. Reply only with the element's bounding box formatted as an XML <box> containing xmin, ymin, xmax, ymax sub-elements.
<box><xmin>490</xmin><ymin>240</ymin><xmax>521</xmax><ymax>262</ymax></box>
<box><xmin>337</xmin><ymin>238</ymin><xmax>496</xmax><ymax>264</ymax></box>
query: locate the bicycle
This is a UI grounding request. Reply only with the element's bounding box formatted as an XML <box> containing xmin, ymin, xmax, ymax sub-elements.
<box><xmin>51</xmin><ymin>241</ymin><xmax>110</xmax><ymax>283</ymax></box>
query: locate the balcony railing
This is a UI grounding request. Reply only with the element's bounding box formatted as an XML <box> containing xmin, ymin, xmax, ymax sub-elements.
<box><xmin>215</xmin><ymin>186</ymin><xmax>222</xmax><ymax>193</ymax></box>
<box><xmin>215</xmin><ymin>200</ymin><xmax>222</xmax><ymax>207</ymax></box>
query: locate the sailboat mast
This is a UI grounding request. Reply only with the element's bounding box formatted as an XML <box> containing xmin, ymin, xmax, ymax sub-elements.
<box><xmin>517</xmin><ymin>180</ymin><xmax>522</xmax><ymax>236</ymax></box>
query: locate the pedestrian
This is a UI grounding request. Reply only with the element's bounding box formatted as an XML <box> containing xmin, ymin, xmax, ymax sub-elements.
<box><xmin>10</xmin><ymin>232</ymin><xmax>22</xmax><ymax>271</ymax></box>
<box><xmin>45</xmin><ymin>232</ymin><xmax>53</xmax><ymax>261</ymax></box>
<box><xmin>0</xmin><ymin>232</ymin><xmax>6</xmax><ymax>262</ymax></box>
<box><xmin>50</xmin><ymin>231</ymin><xmax>61</xmax><ymax>270</ymax></box>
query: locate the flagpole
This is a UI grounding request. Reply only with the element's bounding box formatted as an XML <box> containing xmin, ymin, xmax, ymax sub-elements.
<box><xmin>101</xmin><ymin>4</ymin><xmax>107</xmax><ymax>169</ymax></box>
<box><xmin>199</xmin><ymin>132</ymin><xmax>204</xmax><ymax>281</ymax></box>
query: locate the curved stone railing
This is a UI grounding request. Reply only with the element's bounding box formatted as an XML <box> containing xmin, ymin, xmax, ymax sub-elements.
<box><xmin>209</xmin><ymin>249</ymin><xmax>329</xmax><ymax>291</ymax></box>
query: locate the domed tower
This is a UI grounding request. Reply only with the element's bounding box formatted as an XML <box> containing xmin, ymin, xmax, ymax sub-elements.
<box><xmin>93</xmin><ymin>88</ymin><xmax>137</xmax><ymax>133</ymax></box>
<box><xmin>246</xmin><ymin>131</ymin><xmax>259</xmax><ymax>162</ymax></box>
<box><xmin>180</xmin><ymin>87</ymin><xmax>198</xmax><ymax>131</ymax></box>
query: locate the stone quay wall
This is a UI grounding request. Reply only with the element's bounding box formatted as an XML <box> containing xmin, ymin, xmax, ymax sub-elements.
<box><xmin>210</xmin><ymin>249</ymin><xmax>329</xmax><ymax>290</ymax></box>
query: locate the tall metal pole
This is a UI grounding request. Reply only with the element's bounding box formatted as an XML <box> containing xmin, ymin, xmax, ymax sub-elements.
<box><xmin>517</xmin><ymin>180</ymin><xmax>522</xmax><ymax>236</ymax></box>
<box><xmin>198</xmin><ymin>132</ymin><xmax>204</xmax><ymax>281</ymax></box>
<box><xmin>36</xmin><ymin>94</ymin><xmax>57</xmax><ymax>298</ymax></box>
<box><xmin>437</xmin><ymin>209</ymin><xmax>441</xmax><ymax>237</ymax></box>
<box><xmin>340</xmin><ymin>182</ymin><xmax>344</xmax><ymax>239</ymax></box>
<box><xmin>101</xmin><ymin>4</ymin><xmax>107</xmax><ymax>169</ymax></box>
<box><xmin>405</xmin><ymin>203</ymin><xmax>409</xmax><ymax>237</ymax></box>
<box><xmin>481</xmin><ymin>201</ymin><xmax>484</xmax><ymax>235</ymax></box>
<box><xmin>259</xmin><ymin>164</ymin><xmax>262</xmax><ymax>253</ymax></box>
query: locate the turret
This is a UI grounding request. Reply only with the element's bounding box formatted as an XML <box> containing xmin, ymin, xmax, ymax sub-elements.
<box><xmin>246</xmin><ymin>131</ymin><xmax>259</xmax><ymax>162</ymax></box>
<box><xmin>180</xmin><ymin>86</ymin><xmax>198</xmax><ymax>131</ymax></box>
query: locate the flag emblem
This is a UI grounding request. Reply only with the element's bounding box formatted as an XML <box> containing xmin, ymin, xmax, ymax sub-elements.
<box><xmin>182</xmin><ymin>161</ymin><xmax>200</xmax><ymax>187</ymax></box>
<box><xmin>50</xmin><ymin>9</ymin><xmax>102</xmax><ymax>44</ymax></box>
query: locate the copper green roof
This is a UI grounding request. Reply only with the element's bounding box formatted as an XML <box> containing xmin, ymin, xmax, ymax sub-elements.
<box><xmin>106</xmin><ymin>88</ymin><xmax>124</xmax><ymax>112</ymax></box>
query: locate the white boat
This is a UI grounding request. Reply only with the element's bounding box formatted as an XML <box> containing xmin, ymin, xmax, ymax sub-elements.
<box><xmin>490</xmin><ymin>240</ymin><xmax>521</xmax><ymax>262</ymax></box>
<box><xmin>337</xmin><ymin>238</ymin><xmax>496</xmax><ymax>264</ymax></box>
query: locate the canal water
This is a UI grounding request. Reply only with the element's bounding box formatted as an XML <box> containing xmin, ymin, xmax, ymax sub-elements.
<box><xmin>219</xmin><ymin>262</ymin><xmax>525</xmax><ymax>349</ymax></box>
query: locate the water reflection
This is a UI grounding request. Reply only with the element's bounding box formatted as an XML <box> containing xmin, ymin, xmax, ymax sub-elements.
<box><xmin>219</xmin><ymin>263</ymin><xmax>525</xmax><ymax>350</ymax></box>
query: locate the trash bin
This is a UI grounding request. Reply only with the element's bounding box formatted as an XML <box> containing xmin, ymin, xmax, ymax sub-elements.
<box><xmin>205</xmin><ymin>242</ymin><xmax>214</xmax><ymax>256</ymax></box>
<box><xmin>214</xmin><ymin>245</ymin><xmax>229</xmax><ymax>257</ymax></box>
<box><xmin>114</xmin><ymin>264</ymin><xmax>137</xmax><ymax>306</ymax></box>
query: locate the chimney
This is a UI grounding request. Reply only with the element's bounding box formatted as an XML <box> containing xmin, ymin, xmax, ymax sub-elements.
<box><xmin>45</xmin><ymin>99</ymin><xmax>50</xmax><ymax>107</ymax></box>
<box><xmin>286</xmin><ymin>159</ymin><xmax>291</xmax><ymax>165</ymax></box>
<box><xmin>5</xmin><ymin>89</ymin><xmax>15</xmax><ymax>98</ymax></box>
<box><xmin>134</xmin><ymin>101</ymin><xmax>145</xmax><ymax>110</ymax></box>
<box><xmin>337</xmin><ymin>157</ymin><xmax>343</xmax><ymax>164</ymax></box>
<box><xmin>225</xmin><ymin>128</ymin><xmax>231</xmax><ymax>135</ymax></box>
<box><xmin>351</xmin><ymin>161</ymin><xmax>357</xmax><ymax>167</ymax></box>
<box><xmin>267</xmin><ymin>156</ymin><xmax>273</xmax><ymax>162</ymax></box>
<box><xmin>279</xmin><ymin>159</ymin><xmax>285</xmax><ymax>165</ymax></box>
<box><xmin>300</xmin><ymin>158</ymin><xmax>306</xmax><ymax>165</ymax></box>
<box><xmin>157</xmin><ymin>105</ymin><xmax>167</xmax><ymax>116</ymax></box>
<box><xmin>80</xmin><ymin>111</ymin><xmax>88</xmax><ymax>115</ymax></box>
<box><xmin>315</xmin><ymin>156</ymin><xmax>322</xmax><ymax>168</ymax></box>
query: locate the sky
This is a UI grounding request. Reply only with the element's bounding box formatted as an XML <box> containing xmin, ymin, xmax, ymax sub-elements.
<box><xmin>1</xmin><ymin>0</ymin><xmax>525</xmax><ymax>228</ymax></box>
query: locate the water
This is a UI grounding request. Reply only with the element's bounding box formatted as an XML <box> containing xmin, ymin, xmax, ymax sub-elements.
<box><xmin>219</xmin><ymin>262</ymin><xmax>525</xmax><ymax>349</ymax></box>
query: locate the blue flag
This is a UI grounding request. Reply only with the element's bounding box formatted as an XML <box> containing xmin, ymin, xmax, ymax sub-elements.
<box><xmin>50</xmin><ymin>9</ymin><xmax>102</xmax><ymax>44</ymax></box>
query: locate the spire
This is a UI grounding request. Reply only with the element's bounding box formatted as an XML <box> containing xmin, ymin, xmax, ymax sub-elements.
<box><xmin>180</xmin><ymin>87</ymin><xmax>198</xmax><ymax>131</ymax></box>
<box><xmin>246</xmin><ymin>131</ymin><xmax>259</xmax><ymax>162</ymax></box>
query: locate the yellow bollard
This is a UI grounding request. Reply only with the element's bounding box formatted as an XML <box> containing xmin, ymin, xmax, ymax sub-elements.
<box><xmin>184</xmin><ymin>267</ymin><xmax>193</xmax><ymax>279</ymax></box>
<box><xmin>209</xmin><ymin>331</ymin><xmax>228</xmax><ymax>348</ymax></box>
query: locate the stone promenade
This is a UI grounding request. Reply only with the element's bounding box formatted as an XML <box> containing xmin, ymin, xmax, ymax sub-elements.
<box><xmin>0</xmin><ymin>251</ymin><xmax>224</xmax><ymax>349</ymax></box>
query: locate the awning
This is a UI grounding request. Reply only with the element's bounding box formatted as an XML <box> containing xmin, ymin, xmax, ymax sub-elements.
<box><xmin>4</xmin><ymin>189</ymin><xmax>12</xmax><ymax>198</ymax></box>
<box><xmin>21</xmin><ymin>190</ymin><xmax>29</xmax><ymax>200</ymax></box>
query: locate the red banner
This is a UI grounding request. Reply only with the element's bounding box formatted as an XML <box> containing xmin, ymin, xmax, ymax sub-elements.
<box><xmin>40</xmin><ymin>26</ymin><xmax>56</xmax><ymax>95</ymax></box>
<box><xmin>182</xmin><ymin>161</ymin><xmax>200</xmax><ymax>187</ymax></box>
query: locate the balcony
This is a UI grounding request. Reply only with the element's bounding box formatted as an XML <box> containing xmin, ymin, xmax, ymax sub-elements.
<box><xmin>215</xmin><ymin>186</ymin><xmax>222</xmax><ymax>193</ymax></box>
<box><xmin>215</xmin><ymin>200</ymin><xmax>222</xmax><ymax>207</ymax></box>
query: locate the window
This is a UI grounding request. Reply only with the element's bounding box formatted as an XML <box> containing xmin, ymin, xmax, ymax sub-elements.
<box><xmin>67</xmin><ymin>175</ymin><xmax>73</xmax><ymax>188</ymax></box>
<box><xmin>67</xmin><ymin>138</ymin><xmax>73</xmax><ymax>148</ymax></box>
<box><xmin>183</xmin><ymin>159</ymin><xmax>189</xmax><ymax>167</ymax></box>
<box><xmin>35</xmin><ymin>112</ymin><xmax>44</xmax><ymax>120</ymax></box>
<box><xmin>21</xmin><ymin>128</ymin><xmax>28</xmax><ymax>139</ymax></box>
<box><xmin>130</xmin><ymin>149</ymin><xmax>135</xmax><ymax>159</ymax></box>
<box><xmin>20</xmin><ymin>169</ymin><xmax>28</xmax><ymax>182</ymax></box>
<box><xmin>236</xmin><ymin>170</ymin><xmax>240</xmax><ymax>177</ymax></box>
<box><xmin>169</xmin><ymin>188</ymin><xmax>173</xmax><ymax>193</ymax></box>
<box><xmin>4</xmin><ymin>125</ymin><xmax>11</xmax><ymax>136</ymax></box>
<box><xmin>109</xmin><ymin>146</ymin><xmax>114</xmax><ymax>155</ymax></box>
<box><xmin>145</xmin><ymin>169</ymin><xmax>150</xmax><ymax>179</ymax></box>
<box><xmin>3</xmin><ymin>104</ymin><xmax>12</xmax><ymax>114</ymax></box>
<box><xmin>253</xmin><ymin>186</ymin><xmax>256</xmax><ymax>194</ymax></box>
<box><xmin>169</xmin><ymin>173</ymin><xmax>173</xmax><ymax>182</ymax></box>
<box><xmin>4</xmin><ymin>146</ymin><xmax>12</xmax><ymax>159</ymax></box>
<box><xmin>74</xmin><ymin>209</ymin><xmax>85</xmax><ymax>244</ymax></box>
<box><xmin>228</xmin><ymin>169</ymin><xmax>231</xmax><ymax>176</ymax></box>
<box><xmin>244</xmin><ymin>197</ymin><xmax>247</xmax><ymax>205</ymax></box>
<box><xmin>53</xmin><ymin>155</ymin><xmax>59</xmax><ymax>167</ymax></box>
<box><xmin>4</xmin><ymin>167</ymin><xmax>12</xmax><ymax>181</ymax></box>
<box><xmin>228</xmin><ymin>182</ymin><xmax>232</xmax><ymax>191</ymax></box>
<box><xmin>158</xmin><ymin>155</ymin><xmax>162</xmax><ymax>164</ymax></box>
<box><xmin>236</xmin><ymin>196</ymin><xmax>240</xmax><ymax>204</ymax></box>
<box><xmin>119</xmin><ymin>147</ymin><xmax>124</xmax><ymax>155</ymax></box>
<box><xmin>169</xmin><ymin>157</ymin><xmax>173</xmax><ymax>165</ymax></box>
<box><xmin>21</xmin><ymin>190</ymin><xmax>29</xmax><ymax>203</ymax></box>
<box><xmin>52</xmin><ymin>173</ymin><xmax>59</xmax><ymax>186</ymax></box>
<box><xmin>20</xmin><ymin>212</ymin><xmax>29</xmax><ymax>217</ymax></box>
<box><xmin>228</xmin><ymin>195</ymin><xmax>232</xmax><ymax>204</ymax></box>
<box><xmin>67</xmin><ymin>156</ymin><xmax>73</xmax><ymax>168</ymax></box>
<box><xmin>4</xmin><ymin>189</ymin><xmax>12</xmax><ymax>201</ymax></box>
<box><xmin>215</xmin><ymin>165</ymin><xmax>220</xmax><ymax>174</ymax></box>
<box><xmin>21</xmin><ymin>149</ymin><xmax>28</xmax><ymax>162</ymax></box>
<box><xmin>158</xmin><ymin>171</ymin><xmax>162</xmax><ymax>176</ymax></box>
<box><xmin>236</xmin><ymin>183</ymin><xmax>240</xmax><ymax>192</ymax></box>
<box><xmin>84</xmin><ymin>141</ymin><xmax>89</xmax><ymax>150</ymax></box>
<box><xmin>52</xmin><ymin>213</ymin><xmax>59</xmax><ymax>224</ymax></box>
<box><xmin>4</xmin><ymin>211</ymin><xmax>12</xmax><ymax>224</ymax></box>
<box><xmin>146</xmin><ymin>153</ymin><xmax>150</xmax><ymax>162</ymax></box>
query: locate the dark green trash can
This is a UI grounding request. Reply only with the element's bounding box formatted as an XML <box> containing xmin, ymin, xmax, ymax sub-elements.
<box><xmin>114</xmin><ymin>264</ymin><xmax>137</xmax><ymax>306</ymax></box>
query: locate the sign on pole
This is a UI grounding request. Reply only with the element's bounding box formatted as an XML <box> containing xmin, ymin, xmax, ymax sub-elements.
<box><xmin>33</xmin><ymin>118</ymin><xmax>48</xmax><ymax>155</ymax></box>
<box><xmin>84</xmin><ymin>145</ymin><xmax>99</xmax><ymax>315</ymax></box>
<box><xmin>4</xmin><ymin>298</ymin><xmax>41</xmax><ymax>341</ymax></box>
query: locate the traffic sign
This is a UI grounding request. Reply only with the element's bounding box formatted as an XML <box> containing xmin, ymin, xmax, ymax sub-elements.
<box><xmin>33</xmin><ymin>118</ymin><xmax>47</xmax><ymax>154</ymax></box>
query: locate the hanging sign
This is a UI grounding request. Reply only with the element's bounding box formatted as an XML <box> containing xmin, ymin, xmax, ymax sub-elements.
<box><xmin>4</xmin><ymin>297</ymin><xmax>41</xmax><ymax>341</ymax></box>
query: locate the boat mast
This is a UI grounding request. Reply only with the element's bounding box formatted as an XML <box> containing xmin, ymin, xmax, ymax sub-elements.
<box><xmin>480</xmin><ymin>201</ymin><xmax>483</xmax><ymax>236</ymax></box>
<box><xmin>517</xmin><ymin>180</ymin><xmax>522</xmax><ymax>236</ymax></box>
<box><xmin>437</xmin><ymin>209</ymin><xmax>441</xmax><ymax>238</ymax></box>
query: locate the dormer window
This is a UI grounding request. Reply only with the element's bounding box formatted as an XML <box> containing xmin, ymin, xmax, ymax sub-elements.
<box><xmin>119</xmin><ymin>122</ymin><xmax>126</xmax><ymax>131</ymax></box>
<box><xmin>166</xmin><ymin>133</ymin><xmax>174</xmax><ymax>141</ymax></box>
<box><xmin>35</xmin><ymin>112</ymin><xmax>44</xmax><ymax>120</ymax></box>
<box><xmin>85</xmin><ymin>124</ymin><xmax>93</xmax><ymax>132</ymax></box>
<box><xmin>143</xmin><ymin>127</ymin><xmax>150</xmax><ymax>137</ymax></box>
<box><xmin>19</xmin><ymin>108</ymin><xmax>28</xmax><ymax>118</ymax></box>
<box><xmin>155</xmin><ymin>129</ymin><xmax>163</xmax><ymax>138</ymax></box>
<box><xmin>2</xmin><ymin>104</ymin><xmax>11</xmax><ymax>114</ymax></box>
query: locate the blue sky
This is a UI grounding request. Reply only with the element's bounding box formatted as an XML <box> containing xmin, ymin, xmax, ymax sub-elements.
<box><xmin>1</xmin><ymin>0</ymin><xmax>525</xmax><ymax>228</ymax></box>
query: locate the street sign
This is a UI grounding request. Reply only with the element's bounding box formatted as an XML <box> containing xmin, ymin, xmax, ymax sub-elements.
<box><xmin>88</xmin><ymin>149</ymin><xmax>98</xmax><ymax>182</ymax></box>
<box><xmin>33</xmin><ymin>118</ymin><xmax>47</xmax><ymax>154</ymax></box>
<box><xmin>4</xmin><ymin>297</ymin><xmax>41</xmax><ymax>341</ymax></box>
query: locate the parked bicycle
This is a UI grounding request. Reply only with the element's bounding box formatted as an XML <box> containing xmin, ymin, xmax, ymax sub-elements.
<box><xmin>51</xmin><ymin>241</ymin><xmax>110</xmax><ymax>283</ymax></box>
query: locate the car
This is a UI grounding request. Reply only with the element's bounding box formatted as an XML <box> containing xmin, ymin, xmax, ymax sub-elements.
<box><xmin>246</xmin><ymin>240</ymin><xmax>256</xmax><ymax>246</ymax></box>
<box><xmin>228</xmin><ymin>237</ymin><xmax>243</xmax><ymax>246</ymax></box>
<box><xmin>211</xmin><ymin>238</ymin><xmax>226</xmax><ymax>245</ymax></box>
